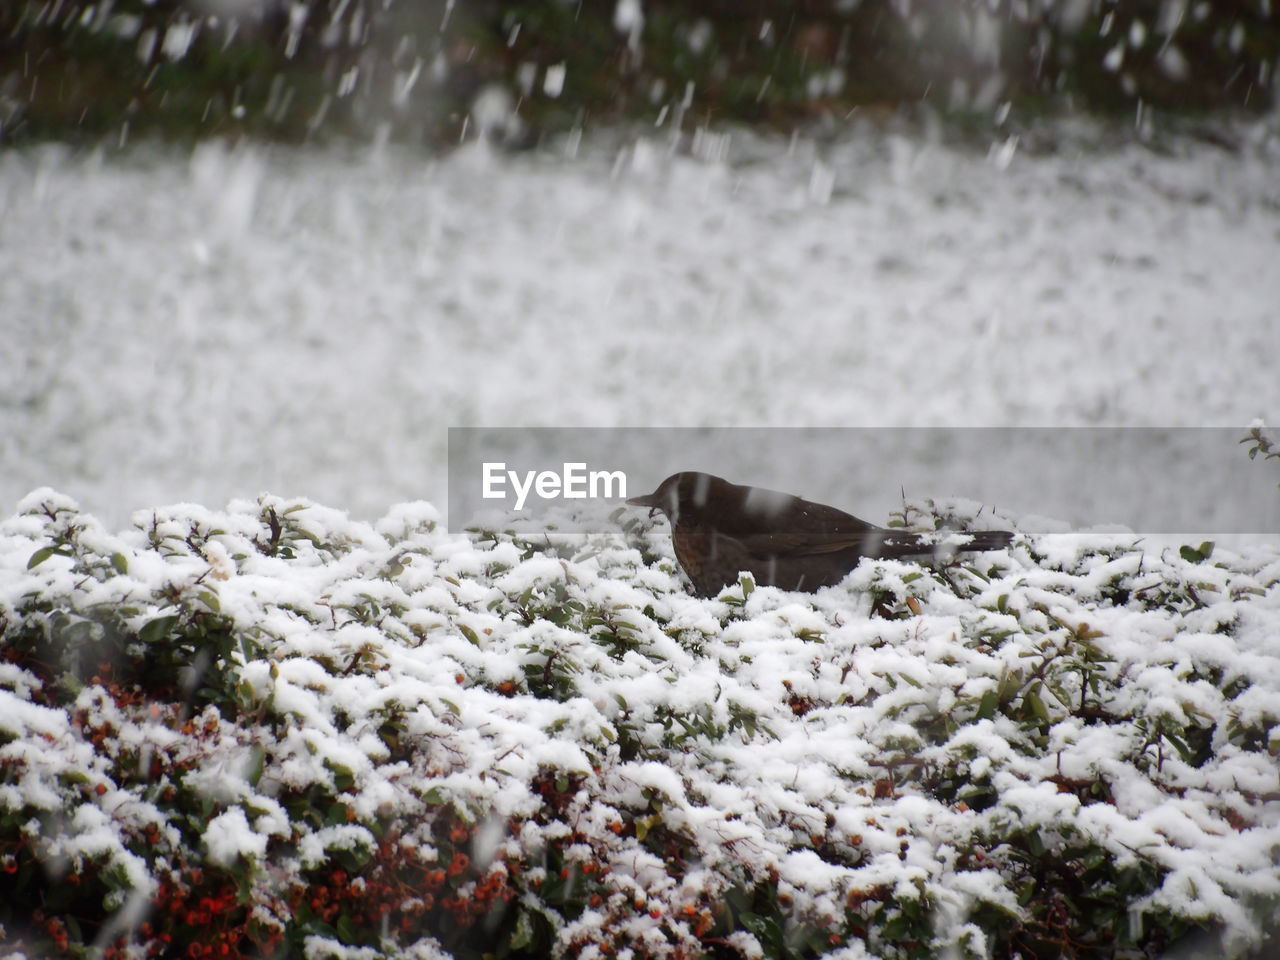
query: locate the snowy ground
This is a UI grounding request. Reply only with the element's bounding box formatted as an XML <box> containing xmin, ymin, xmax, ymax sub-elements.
<box><xmin>2</xmin><ymin>119</ymin><xmax>1280</xmax><ymax>957</ymax></box>
<box><xmin>1</xmin><ymin>119</ymin><xmax>1279</xmax><ymax>530</ymax></box>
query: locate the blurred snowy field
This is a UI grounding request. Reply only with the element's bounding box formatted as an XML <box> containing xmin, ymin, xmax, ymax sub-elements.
<box><xmin>1</xmin><ymin>122</ymin><xmax>1278</xmax><ymax>529</ymax></box>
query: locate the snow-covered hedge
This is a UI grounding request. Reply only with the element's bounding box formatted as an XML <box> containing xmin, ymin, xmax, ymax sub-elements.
<box><xmin>1</xmin><ymin>489</ymin><xmax>1278</xmax><ymax>959</ymax></box>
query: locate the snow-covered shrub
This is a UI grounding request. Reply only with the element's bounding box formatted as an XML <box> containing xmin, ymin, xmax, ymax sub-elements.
<box><xmin>1</xmin><ymin>488</ymin><xmax>1278</xmax><ymax>959</ymax></box>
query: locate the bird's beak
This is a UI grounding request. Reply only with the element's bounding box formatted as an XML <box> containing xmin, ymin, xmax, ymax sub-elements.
<box><xmin>626</xmin><ymin>492</ymin><xmax>660</xmax><ymax>518</ymax></box>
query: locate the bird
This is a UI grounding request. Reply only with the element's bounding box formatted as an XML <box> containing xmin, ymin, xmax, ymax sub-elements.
<box><xmin>627</xmin><ymin>471</ymin><xmax>1013</xmax><ymax>598</ymax></box>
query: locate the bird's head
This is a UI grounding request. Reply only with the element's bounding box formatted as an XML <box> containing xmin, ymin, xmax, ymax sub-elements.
<box><xmin>627</xmin><ymin>472</ymin><xmax>722</xmax><ymax>525</ymax></box>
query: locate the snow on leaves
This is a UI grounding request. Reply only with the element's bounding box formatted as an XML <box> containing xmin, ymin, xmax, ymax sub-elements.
<box><xmin>0</xmin><ymin>489</ymin><xmax>1278</xmax><ymax>958</ymax></box>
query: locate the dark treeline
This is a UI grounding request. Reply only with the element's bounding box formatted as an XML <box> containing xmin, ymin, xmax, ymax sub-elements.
<box><xmin>1</xmin><ymin>0</ymin><xmax>1276</xmax><ymax>146</ymax></box>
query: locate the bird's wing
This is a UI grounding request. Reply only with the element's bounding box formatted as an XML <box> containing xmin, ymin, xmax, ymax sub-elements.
<box><xmin>737</xmin><ymin>529</ymin><xmax>907</xmax><ymax>559</ymax></box>
<box><xmin>741</xmin><ymin>498</ymin><xmax>891</xmax><ymax>554</ymax></box>
<box><xmin>716</xmin><ymin>496</ymin><xmax>883</xmax><ymax>536</ymax></box>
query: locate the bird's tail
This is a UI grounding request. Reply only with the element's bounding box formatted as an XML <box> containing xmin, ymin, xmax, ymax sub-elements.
<box><xmin>875</xmin><ymin>528</ymin><xmax>1014</xmax><ymax>559</ymax></box>
<box><xmin>958</xmin><ymin>530</ymin><xmax>1015</xmax><ymax>551</ymax></box>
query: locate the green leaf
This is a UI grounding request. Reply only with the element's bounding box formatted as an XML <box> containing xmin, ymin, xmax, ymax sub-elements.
<box><xmin>509</xmin><ymin>909</ymin><xmax>535</xmax><ymax>951</ymax></box>
<box><xmin>1163</xmin><ymin>731</ymin><xmax>1194</xmax><ymax>763</ymax></box>
<box><xmin>27</xmin><ymin>544</ymin><xmax>71</xmax><ymax>569</ymax></box>
<box><xmin>997</xmin><ymin>670</ymin><xmax>1021</xmax><ymax>703</ymax></box>
<box><xmin>64</xmin><ymin>916</ymin><xmax>84</xmax><ymax>944</ymax></box>
<box><xmin>110</xmin><ymin>552</ymin><xmax>129</xmax><ymax>574</ymax></box>
<box><xmin>326</xmin><ymin>803</ymin><xmax>350</xmax><ymax>826</ymax></box>
<box><xmin>335</xmin><ymin>913</ymin><xmax>357</xmax><ymax>944</ymax></box>
<box><xmin>802</xmin><ymin>926</ymin><xmax>834</xmax><ymax>954</ymax></box>
<box><xmin>976</xmin><ymin>690</ymin><xmax>999</xmax><ymax>720</ymax></box>
<box><xmin>327</xmin><ymin>762</ymin><xmax>355</xmax><ymax>792</ymax></box>
<box><xmin>1046</xmin><ymin>681</ymin><xmax>1071</xmax><ymax>710</ymax></box>
<box><xmin>1179</xmin><ymin>541</ymin><xmax>1214</xmax><ymax>563</ymax></box>
<box><xmin>198</xmin><ymin>590</ymin><xmax>221</xmax><ymax>612</ymax></box>
<box><xmin>458</xmin><ymin>623</ymin><xmax>481</xmax><ymax>646</ymax></box>
<box><xmin>882</xmin><ymin>913</ymin><xmax>913</xmax><ymax>939</ymax></box>
<box><xmin>1024</xmin><ymin>684</ymin><xmax>1050</xmax><ymax>724</ymax></box>
<box><xmin>59</xmin><ymin>671</ymin><xmax>85</xmax><ymax>696</ymax></box>
<box><xmin>138</xmin><ymin>614</ymin><xmax>181</xmax><ymax>645</ymax></box>
<box><xmin>724</xmin><ymin>885</ymin><xmax>750</xmax><ymax>915</ymax></box>
<box><xmin>245</xmin><ymin>743</ymin><xmax>266</xmax><ymax>787</ymax></box>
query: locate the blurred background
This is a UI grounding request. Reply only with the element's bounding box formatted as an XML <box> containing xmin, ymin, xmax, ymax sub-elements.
<box><xmin>1</xmin><ymin>1</ymin><xmax>1278</xmax><ymax>529</ymax></box>
<box><xmin>4</xmin><ymin>0</ymin><xmax>1280</xmax><ymax>145</ymax></box>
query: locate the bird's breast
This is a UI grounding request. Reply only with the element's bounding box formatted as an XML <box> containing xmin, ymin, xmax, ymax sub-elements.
<box><xmin>671</xmin><ymin>523</ymin><xmax>759</xmax><ymax>597</ymax></box>
<box><xmin>672</xmin><ymin>524</ymin><xmax>712</xmax><ymax>579</ymax></box>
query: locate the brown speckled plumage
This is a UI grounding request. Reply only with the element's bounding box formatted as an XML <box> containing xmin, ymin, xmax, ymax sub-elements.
<box><xmin>628</xmin><ymin>472</ymin><xmax>1013</xmax><ymax>598</ymax></box>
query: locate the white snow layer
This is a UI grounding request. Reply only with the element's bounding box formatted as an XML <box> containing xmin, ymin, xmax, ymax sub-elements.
<box><xmin>1</xmin><ymin>122</ymin><xmax>1278</xmax><ymax>528</ymax></box>
<box><xmin>1</xmin><ymin>488</ymin><xmax>1278</xmax><ymax>956</ymax></box>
